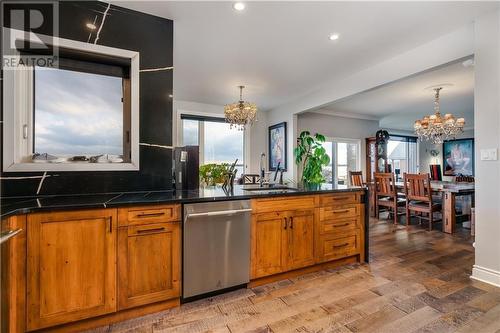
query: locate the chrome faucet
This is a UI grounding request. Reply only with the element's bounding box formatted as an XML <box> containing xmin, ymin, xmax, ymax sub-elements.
<box><xmin>259</xmin><ymin>153</ymin><xmax>266</xmax><ymax>187</ymax></box>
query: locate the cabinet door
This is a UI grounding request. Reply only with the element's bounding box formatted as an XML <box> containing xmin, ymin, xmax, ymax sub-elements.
<box><xmin>118</xmin><ymin>222</ymin><xmax>180</xmax><ymax>309</ymax></box>
<box><xmin>27</xmin><ymin>209</ymin><xmax>117</xmax><ymax>330</ymax></box>
<box><xmin>287</xmin><ymin>209</ymin><xmax>315</xmax><ymax>270</ymax></box>
<box><xmin>251</xmin><ymin>212</ymin><xmax>287</xmax><ymax>279</ymax></box>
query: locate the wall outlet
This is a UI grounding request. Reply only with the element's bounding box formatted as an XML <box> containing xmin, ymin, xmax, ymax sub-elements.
<box><xmin>480</xmin><ymin>148</ymin><xmax>498</xmax><ymax>161</ymax></box>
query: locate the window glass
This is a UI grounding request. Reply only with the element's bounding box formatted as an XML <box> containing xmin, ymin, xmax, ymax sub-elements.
<box><xmin>181</xmin><ymin>117</ymin><xmax>245</xmax><ymax>178</ymax></box>
<box><xmin>321</xmin><ymin>141</ymin><xmax>333</xmax><ymax>183</ymax></box>
<box><xmin>388</xmin><ymin>135</ymin><xmax>418</xmax><ymax>179</ymax></box>
<box><xmin>34</xmin><ymin>66</ymin><xmax>123</xmax><ymax>157</ymax></box>
<box><xmin>182</xmin><ymin>119</ymin><xmax>199</xmax><ymax>146</ymax></box>
<box><xmin>322</xmin><ymin>140</ymin><xmax>360</xmax><ymax>185</ymax></box>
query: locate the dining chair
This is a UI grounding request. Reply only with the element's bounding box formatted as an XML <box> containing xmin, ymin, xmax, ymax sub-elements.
<box><xmin>349</xmin><ymin>171</ymin><xmax>364</xmax><ymax>186</ymax></box>
<box><xmin>374</xmin><ymin>173</ymin><xmax>405</xmax><ymax>225</ymax></box>
<box><xmin>403</xmin><ymin>173</ymin><xmax>442</xmax><ymax>231</ymax></box>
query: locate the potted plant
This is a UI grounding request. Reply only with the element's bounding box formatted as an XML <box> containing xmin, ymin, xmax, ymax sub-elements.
<box><xmin>199</xmin><ymin>163</ymin><xmax>229</xmax><ymax>186</ymax></box>
<box><xmin>294</xmin><ymin>131</ymin><xmax>330</xmax><ymax>185</ymax></box>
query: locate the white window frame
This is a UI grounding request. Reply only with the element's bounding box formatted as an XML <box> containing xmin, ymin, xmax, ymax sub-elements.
<box><xmin>3</xmin><ymin>28</ymin><xmax>140</xmax><ymax>172</ymax></box>
<box><xmin>176</xmin><ymin>110</ymin><xmax>249</xmax><ymax>172</ymax></box>
<box><xmin>325</xmin><ymin>137</ymin><xmax>361</xmax><ymax>185</ymax></box>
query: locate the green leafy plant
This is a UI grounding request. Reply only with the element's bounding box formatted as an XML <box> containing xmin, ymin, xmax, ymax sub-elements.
<box><xmin>294</xmin><ymin>131</ymin><xmax>330</xmax><ymax>184</ymax></box>
<box><xmin>199</xmin><ymin>163</ymin><xmax>229</xmax><ymax>186</ymax></box>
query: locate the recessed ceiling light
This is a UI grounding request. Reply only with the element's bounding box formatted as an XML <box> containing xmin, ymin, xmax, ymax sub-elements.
<box><xmin>329</xmin><ymin>33</ymin><xmax>340</xmax><ymax>41</ymax></box>
<box><xmin>86</xmin><ymin>22</ymin><xmax>97</xmax><ymax>30</ymax></box>
<box><xmin>233</xmin><ymin>2</ymin><xmax>245</xmax><ymax>11</ymax></box>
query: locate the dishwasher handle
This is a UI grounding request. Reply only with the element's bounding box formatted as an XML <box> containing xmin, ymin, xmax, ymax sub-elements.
<box><xmin>0</xmin><ymin>229</ymin><xmax>22</xmax><ymax>245</ymax></box>
<box><xmin>185</xmin><ymin>208</ymin><xmax>252</xmax><ymax>219</ymax></box>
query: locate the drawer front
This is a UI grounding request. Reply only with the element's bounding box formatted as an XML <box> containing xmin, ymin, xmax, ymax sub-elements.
<box><xmin>319</xmin><ymin>192</ymin><xmax>361</xmax><ymax>206</ymax></box>
<box><xmin>319</xmin><ymin>204</ymin><xmax>360</xmax><ymax>221</ymax></box>
<box><xmin>320</xmin><ymin>217</ymin><xmax>358</xmax><ymax>235</ymax></box>
<box><xmin>252</xmin><ymin>196</ymin><xmax>316</xmax><ymax>213</ymax></box>
<box><xmin>118</xmin><ymin>205</ymin><xmax>180</xmax><ymax>226</ymax></box>
<box><xmin>316</xmin><ymin>233</ymin><xmax>359</xmax><ymax>263</ymax></box>
<box><xmin>127</xmin><ymin>222</ymin><xmax>174</xmax><ymax>236</ymax></box>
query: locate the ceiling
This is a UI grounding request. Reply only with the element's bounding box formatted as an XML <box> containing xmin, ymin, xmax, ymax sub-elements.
<box><xmin>318</xmin><ymin>57</ymin><xmax>474</xmax><ymax>130</ymax></box>
<box><xmin>114</xmin><ymin>1</ymin><xmax>496</xmax><ymax>111</ymax></box>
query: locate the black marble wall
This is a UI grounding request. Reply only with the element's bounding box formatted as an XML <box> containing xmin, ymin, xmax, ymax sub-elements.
<box><xmin>1</xmin><ymin>1</ymin><xmax>174</xmax><ymax>197</ymax></box>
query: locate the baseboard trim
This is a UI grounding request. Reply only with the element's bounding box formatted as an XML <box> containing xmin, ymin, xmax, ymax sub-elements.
<box><xmin>471</xmin><ymin>265</ymin><xmax>500</xmax><ymax>287</ymax></box>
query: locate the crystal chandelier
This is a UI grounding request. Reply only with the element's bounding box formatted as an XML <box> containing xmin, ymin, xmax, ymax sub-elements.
<box><xmin>414</xmin><ymin>87</ymin><xmax>465</xmax><ymax>144</ymax></box>
<box><xmin>224</xmin><ymin>86</ymin><xmax>257</xmax><ymax>130</ymax></box>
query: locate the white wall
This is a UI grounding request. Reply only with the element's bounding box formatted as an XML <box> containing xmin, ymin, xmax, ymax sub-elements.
<box><xmin>297</xmin><ymin>112</ymin><xmax>380</xmax><ymax>180</ymax></box>
<box><xmin>172</xmin><ymin>100</ymin><xmax>268</xmax><ymax>174</ymax></box>
<box><xmin>471</xmin><ymin>9</ymin><xmax>500</xmax><ymax>287</ymax></box>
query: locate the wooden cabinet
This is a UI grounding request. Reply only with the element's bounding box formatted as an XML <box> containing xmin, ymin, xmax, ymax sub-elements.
<box><xmin>118</xmin><ymin>221</ymin><xmax>181</xmax><ymax>309</ymax></box>
<box><xmin>251</xmin><ymin>209</ymin><xmax>315</xmax><ymax>279</ymax></box>
<box><xmin>251</xmin><ymin>211</ymin><xmax>288</xmax><ymax>279</ymax></box>
<box><xmin>26</xmin><ymin>209</ymin><xmax>117</xmax><ymax>330</ymax></box>
<box><xmin>287</xmin><ymin>210</ymin><xmax>315</xmax><ymax>270</ymax></box>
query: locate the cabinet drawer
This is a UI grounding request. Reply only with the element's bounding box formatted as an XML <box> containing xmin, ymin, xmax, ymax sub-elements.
<box><xmin>316</xmin><ymin>233</ymin><xmax>359</xmax><ymax>263</ymax></box>
<box><xmin>251</xmin><ymin>196</ymin><xmax>316</xmax><ymax>213</ymax></box>
<box><xmin>319</xmin><ymin>204</ymin><xmax>360</xmax><ymax>221</ymax></box>
<box><xmin>320</xmin><ymin>217</ymin><xmax>358</xmax><ymax>235</ymax></box>
<box><xmin>127</xmin><ymin>222</ymin><xmax>175</xmax><ymax>236</ymax></box>
<box><xmin>319</xmin><ymin>192</ymin><xmax>360</xmax><ymax>206</ymax></box>
<box><xmin>118</xmin><ymin>205</ymin><xmax>180</xmax><ymax>226</ymax></box>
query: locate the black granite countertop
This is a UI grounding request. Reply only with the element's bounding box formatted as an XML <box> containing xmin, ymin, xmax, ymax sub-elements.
<box><xmin>1</xmin><ymin>184</ymin><xmax>366</xmax><ymax>219</ymax></box>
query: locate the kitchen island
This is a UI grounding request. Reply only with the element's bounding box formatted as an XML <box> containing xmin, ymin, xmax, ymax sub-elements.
<box><xmin>1</xmin><ymin>185</ymin><xmax>367</xmax><ymax>332</ymax></box>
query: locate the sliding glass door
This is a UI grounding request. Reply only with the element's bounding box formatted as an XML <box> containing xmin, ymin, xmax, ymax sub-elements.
<box><xmin>322</xmin><ymin>139</ymin><xmax>361</xmax><ymax>185</ymax></box>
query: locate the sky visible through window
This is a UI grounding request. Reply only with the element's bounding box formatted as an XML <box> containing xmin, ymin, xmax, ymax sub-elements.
<box><xmin>34</xmin><ymin>67</ymin><xmax>123</xmax><ymax>156</ymax></box>
<box><xmin>204</xmin><ymin>122</ymin><xmax>243</xmax><ymax>165</ymax></box>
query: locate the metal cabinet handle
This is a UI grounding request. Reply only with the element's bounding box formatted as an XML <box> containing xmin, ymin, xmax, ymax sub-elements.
<box><xmin>0</xmin><ymin>229</ymin><xmax>22</xmax><ymax>244</ymax></box>
<box><xmin>333</xmin><ymin>243</ymin><xmax>349</xmax><ymax>249</ymax></box>
<box><xmin>284</xmin><ymin>217</ymin><xmax>288</xmax><ymax>230</ymax></box>
<box><xmin>186</xmin><ymin>208</ymin><xmax>252</xmax><ymax>219</ymax></box>
<box><xmin>136</xmin><ymin>212</ymin><xmax>165</xmax><ymax>218</ymax></box>
<box><xmin>136</xmin><ymin>227</ymin><xmax>166</xmax><ymax>234</ymax></box>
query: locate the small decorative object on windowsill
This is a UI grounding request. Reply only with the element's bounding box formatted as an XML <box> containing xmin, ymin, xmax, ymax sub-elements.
<box><xmin>224</xmin><ymin>86</ymin><xmax>258</xmax><ymax>130</ymax></box>
<box><xmin>294</xmin><ymin>131</ymin><xmax>330</xmax><ymax>185</ymax></box>
<box><xmin>414</xmin><ymin>87</ymin><xmax>465</xmax><ymax>144</ymax></box>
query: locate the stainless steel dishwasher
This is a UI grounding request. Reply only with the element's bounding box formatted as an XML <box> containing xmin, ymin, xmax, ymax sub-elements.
<box><xmin>183</xmin><ymin>200</ymin><xmax>252</xmax><ymax>299</ymax></box>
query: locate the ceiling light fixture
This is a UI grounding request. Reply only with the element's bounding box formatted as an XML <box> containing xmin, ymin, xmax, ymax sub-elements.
<box><xmin>224</xmin><ymin>85</ymin><xmax>257</xmax><ymax>130</ymax></box>
<box><xmin>86</xmin><ymin>22</ymin><xmax>97</xmax><ymax>30</ymax></box>
<box><xmin>329</xmin><ymin>33</ymin><xmax>340</xmax><ymax>41</ymax></box>
<box><xmin>233</xmin><ymin>2</ymin><xmax>245</xmax><ymax>11</ymax></box>
<box><xmin>414</xmin><ymin>87</ymin><xmax>465</xmax><ymax>144</ymax></box>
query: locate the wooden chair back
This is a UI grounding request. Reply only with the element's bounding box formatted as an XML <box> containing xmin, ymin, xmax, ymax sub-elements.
<box><xmin>374</xmin><ymin>173</ymin><xmax>397</xmax><ymax>198</ymax></box>
<box><xmin>349</xmin><ymin>171</ymin><xmax>364</xmax><ymax>186</ymax></box>
<box><xmin>404</xmin><ymin>173</ymin><xmax>432</xmax><ymax>202</ymax></box>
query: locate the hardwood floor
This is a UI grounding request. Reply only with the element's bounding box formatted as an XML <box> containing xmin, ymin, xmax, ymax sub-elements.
<box><xmin>88</xmin><ymin>218</ymin><xmax>500</xmax><ymax>333</ymax></box>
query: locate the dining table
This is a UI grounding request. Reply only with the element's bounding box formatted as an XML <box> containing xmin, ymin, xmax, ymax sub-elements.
<box><xmin>393</xmin><ymin>180</ymin><xmax>475</xmax><ymax>234</ymax></box>
<box><xmin>367</xmin><ymin>181</ymin><xmax>475</xmax><ymax>234</ymax></box>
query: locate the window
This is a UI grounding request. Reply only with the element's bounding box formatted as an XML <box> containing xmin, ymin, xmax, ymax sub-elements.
<box><xmin>322</xmin><ymin>138</ymin><xmax>360</xmax><ymax>185</ymax></box>
<box><xmin>3</xmin><ymin>29</ymin><xmax>139</xmax><ymax>172</ymax></box>
<box><xmin>34</xmin><ymin>66</ymin><xmax>125</xmax><ymax>158</ymax></box>
<box><xmin>180</xmin><ymin>114</ymin><xmax>245</xmax><ymax>177</ymax></box>
<box><xmin>387</xmin><ymin>135</ymin><xmax>418</xmax><ymax>180</ymax></box>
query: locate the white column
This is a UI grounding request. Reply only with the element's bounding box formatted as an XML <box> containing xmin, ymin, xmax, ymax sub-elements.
<box><xmin>471</xmin><ymin>9</ymin><xmax>500</xmax><ymax>286</ymax></box>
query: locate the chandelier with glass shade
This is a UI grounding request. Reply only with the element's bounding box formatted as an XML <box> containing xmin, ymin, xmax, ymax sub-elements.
<box><xmin>414</xmin><ymin>87</ymin><xmax>465</xmax><ymax>144</ymax></box>
<box><xmin>224</xmin><ymin>86</ymin><xmax>257</xmax><ymax>130</ymax></box>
